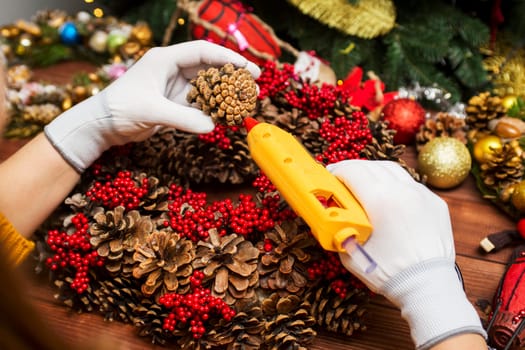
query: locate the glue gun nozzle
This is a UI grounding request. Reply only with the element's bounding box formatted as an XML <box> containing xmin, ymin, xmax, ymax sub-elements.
<box><xmin>244</xmin><ymin>117</ymin><xmax>259</xmax><ymax>132</ymax></box>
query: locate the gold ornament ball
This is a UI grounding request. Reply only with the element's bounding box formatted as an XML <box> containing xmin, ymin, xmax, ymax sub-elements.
<box><xmin>473</xmin><ymin>135</ymin><xmax>503</xmax><ymax>163</ymax></box>
<box><xmin>511</xmin><ymin>181</ymin><xmax>525</xmax><ymax>213</ymax></box>
<box><xmin>418</xmin><ymin>137</ymin><xmax>472</xmax><ymax>189</ymax></box>
<box><xmin>502</xmin><ymin>95</ymin><xmax>518</xmax><ymax>111</ymax></box>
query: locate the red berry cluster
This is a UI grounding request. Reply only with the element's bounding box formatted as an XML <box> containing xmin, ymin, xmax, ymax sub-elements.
<box><xmin>159</xmin><ymin>271</ymin><xmax>235</xmax><ymax>339</ymax></box>
<box><xmin>165</xmin><ymin>185</ymin><xmax>276</xmax><ymax>242</ymax></box>
<box><xmin>256</xmin><ymin>61</ymin><xmax>296</xmax><ymax>99</ymax></box>
<box><xmin>317</xmin><ymin>111</ymin><xmax>373</xmax><ymax>165</ymax></box>
<box><xmin>284</xmin><ymin>83</ymin><xmax>339</xmax><ymax>120</ymax></box>
<box><xmin>46</xmin><ymin>213</ymin><xmax>104</xmax><ymax>294</ymax></box>
<box><xmin>86</xmin><ymin>170</ymin><xmax>149</xmax><ymax>210</ymax></box>
<box><xmin>198</xmin><ymin>125</ymin><xmax>239</xmax><ymax>149</ymax></box>
<box><xmin>307</xmin><ymin>251</ymin><xmax>366</xmax><ymax>299</ymax></box>
<box><xmin>252</xmin><ymin>174</ymin><xmax>296</xmax><ymax>222</ymax></box>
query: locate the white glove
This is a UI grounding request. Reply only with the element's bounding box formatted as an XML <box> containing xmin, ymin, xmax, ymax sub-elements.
<box><xmin>44</xmin><ymin>40</ymin><xmax>261</xmax><ymax>173</ymax></box>
<box><xmin>327</xmin><ymin>160</ymin><xmax>486</xmax><ymax>350</ymax></box>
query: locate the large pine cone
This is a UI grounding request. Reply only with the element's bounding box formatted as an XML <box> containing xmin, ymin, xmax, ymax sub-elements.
<box><xmin>257</xmin><ymin>220</ymin><xmax>317</xmax><ymax>295</ymax></box>
<box><xmin>187</xmin><ymin>63</ymin><xmax>258</xmax><ymax>126</ymax></box>
<box><xmin>261</xmin><ymin>293</ymin><xmax>317</xmax><ymax>350</ymax></box>
<box><xmin>306</xmin><ymin>284</ymin><xmax>369</xmax><ymax>336</ymax></box>
<box><xmin>133</xmin><ymin>230</ymin><xmax>194</xmax><ymax>299</ymax></box>
<box><xmin>192</xmin><ymin>229</ymin><xmax>260</xmax><ymax>305</ymax></box>
<box><xmin>465</xmin><ymin>92</ymin><xmax>506</xmax><ymax>132</ymax></box>
<box><xmin>90</xmin><ymin>206</ymin><xmax>153</xmax><ymax>276</ymax></box>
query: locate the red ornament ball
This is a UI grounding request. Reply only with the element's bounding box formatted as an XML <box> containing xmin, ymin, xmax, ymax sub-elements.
<box><xmin>381</xmin><ymin>98</ymin><xmax>426</xmax><ymax>144</ymax></box>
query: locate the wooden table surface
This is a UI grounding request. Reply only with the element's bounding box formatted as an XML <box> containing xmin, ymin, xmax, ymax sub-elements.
<box><xmin>0</xmin><ymin>62</ymin><xmax>516</xmax><ymax>349</ymax></box>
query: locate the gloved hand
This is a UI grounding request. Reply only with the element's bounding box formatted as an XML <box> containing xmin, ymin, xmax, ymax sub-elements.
<box><xmin>327</xmin><ymin>160</ymin><xmax>485</xmax><ymax>350</ymax></box>
<box><xmin>44</xmin><ymin>40</ymin><xmax>261</xmax><ymax>173</ymax></box>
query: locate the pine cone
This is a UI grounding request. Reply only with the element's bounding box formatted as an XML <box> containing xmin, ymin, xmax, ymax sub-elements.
<box><xmin>306</xmin><ymin>284</ymin><xmax>369</xmax><ymax>336</ymax></box>
<box><xmin>362</xmin><ymin>120</ymin><xmax>424</xmax><ymax>183</ymax></box>
<box><xmin>53</xmin><ymin>275</ymin><xmax>96</xmax><ymax>312</ymax></box>
<box><xmin>90</xmin><ymin>206</ymin><xmax>153</xmax><ymax>277</ymax></box>
<box><xmin>137</xmin><ymin>173</ymin><xmax>170</xmax><ymax>212</ymax></box>
<box><xmin>465</xmin><ymin>92</ymin><xmax>506</xmax><ymax>132</ymax></box>
<box><xmin>192</xmin><ymin>229</ymin><xmax>260</xmax><ymax>305</ymax></box>
<box><xmin>133</xmin><ymin>230</ymin><xmax>194</xmax><ymax>298</ymax></box>
<box><xmin>207</xmin><ymin>298</ymin><xmax>265</xmax><ymax>350</ymax></box>
<box><xmin>133</xmin><ymin>129</ymin><xmax>257</xmax><ymax>185</ymax></box>
<box><xmin>21</xmin><ymin>103</ymin><xmax>61</xmax><ymax>124</ymax></box>
<box><xmin>92</xmin><ymin>276</ymin><xmax>142</xmax><ymax>323</ymax></box>
<box><xmin>261</xmin><ymin>293</ymin><xmax>317</xmax><ymax>349</ymax></box>
<box><xmin>257</xmin><ymin>220</ymin><xmax>317</xmax><ymax>295</ymax></box>
<box><xmin>133</xmin><ymin>299</ymin><xmax>172</xmax><ymax>345</ymax></box>
<box><xmin>415</xmin><ymin>112</ymin><xmax>467</xmax><ymax>152</ymax></box>
<box><xmin>187</xmin><ymin>63</ymin><xmax>258</xmax><ymax>126</ymax></box>
<box><xmin>172</xmin><ymin>130</ymin><xmax>256</xmax><ymax>185</ymax></box>
<box><xmin>479</xmin><ymin>139</ymin><xmax>524</xmax><ymax>190</ymax></box>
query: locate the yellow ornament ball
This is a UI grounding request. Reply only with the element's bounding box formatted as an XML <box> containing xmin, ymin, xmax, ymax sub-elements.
<box><xmin>473</xmin><ymin>135</ymin><xmax>503</xmax><ymax>163</ymax></box>
<box><xmin>418</xmin><ymin>137</ymin><xmax>472</xmax><ymax>189</ymax></box>
<box><xmin>511</xmin><ymin>181</ymin><xmax>525</xmax><ymax>213</ymax></box>
<box><xmin>502</xmin><ymin>95</ymin><xmax>519</xmax><ymax>111</ymax></box>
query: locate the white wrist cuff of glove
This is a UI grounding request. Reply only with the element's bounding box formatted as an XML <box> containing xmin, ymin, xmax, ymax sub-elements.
<box><xmin>382</xmin><ymin>259</ymin><xmax>486</xmax><ymax>350</ymax></box>
<box><xmin>44</xmin><ymin>93</ymin><xmax>113</xmax><ymax>173</ymax></box>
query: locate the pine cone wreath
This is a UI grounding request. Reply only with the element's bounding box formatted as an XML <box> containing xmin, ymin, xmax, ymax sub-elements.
<box><xmin>465</xmin><ymin>92</ymin><xmax>506</xmax><ymax>132</ymax></box>
<box><xmin>415</xmin><ymin>112</ymin><xmax>467</xmax><ymax>152</ymax></box>
<box><xmin>90</xmin><ymin>206</ymin><xmax>154</xmax><ymax>276</ymax></box>
<box><xmin>187</xmin><ymin>63</ymin><xmax>258</xmax><ymax>126</ymax></box>
<box><xmin>306</xmin><ymin>283</ymin><xmax>369</xmax><ymax>336</ymax></box>
<box><xmin>257</xmin><ymin>220</ymin><xmax>317</xmax><ymax>295</ymax></box>
<box><xmin>261</xmin><ymin>293</ymin><xmax>317</xmax><ymax>350</ymax></box>
<box><xmin>133</xmin><ymin>230</ymin><xmax>194</xmax><ymax>299</ymax></box>
<box><xmin>192</xmin><ymin>229</ymin><xmax>260</xmax><ymax>305</ymax></box>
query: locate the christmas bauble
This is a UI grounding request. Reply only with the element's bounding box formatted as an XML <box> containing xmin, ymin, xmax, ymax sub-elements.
<box><xmin>502</xmin><ymin>95</ymin><xmax>519</xmax><ymax>111</ymax></box>
<box><xmin>418</xmin><ymin>137</ymin><xmax>472</xmax><ymax>189</ymax></box>
<box><xmin>88</xmin><ymin>30</ymin><xmax>108</xmax><ymax>53</ymax></box>
<box><xmin>472</xmin><ymin>135</ymin><xmax>503</xmax><ymax>163</ymax></box>
<box><xmin>107</xmin><ymin>30</ymin><xmax>128</xmax><ymax>54</ymax></box>
<box><xmin>59</xmin><ymin>22</ymin><xmax>80</xmax><ymax>45</ymax></box>
<box><xmin>381</xmin><ymin>98</ymin><xmax>426</xmax><ymax>144</ymax></box>
<box><xmin>511</xmin><ymin>181</ymin><xmax>525</xmax><ymax>213</ymax></box>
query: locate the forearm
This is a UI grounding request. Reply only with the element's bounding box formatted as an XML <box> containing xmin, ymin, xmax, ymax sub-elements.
<box><xmin>430</xmin><ymin>333</ymin><xmax>487</xmax><ymax>350</ymax></box>
<box><xmin>0</xmin><ymin>133</ymin><xmax>80</xmax><ymax>238</ymax></box>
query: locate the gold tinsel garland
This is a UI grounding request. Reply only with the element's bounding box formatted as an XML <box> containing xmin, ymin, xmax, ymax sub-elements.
<box><xmin>287</xmin><ymin>0</ymin><xmax>396</xmax><ymax>38</ymax></box>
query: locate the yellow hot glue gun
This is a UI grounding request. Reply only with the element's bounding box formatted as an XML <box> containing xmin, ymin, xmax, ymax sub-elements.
<box><xmin>245</xmin><ymin>117</ymin><xmax>377</xmax><ymax>273</ymax></box>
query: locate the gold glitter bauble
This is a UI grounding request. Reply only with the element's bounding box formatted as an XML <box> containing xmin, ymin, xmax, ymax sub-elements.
<box><xmin>418</xmin><ymin>137</ymin><xmax>472</xmax><ymax>189</ymax></box>
<box><xmin>511</xmin><ymin>181</ymin><xmax>525</xmax><ymax>213</ymax></box>
<box><xmin>473</xmin><ymin>135</ymin><xmax>503</xmax><ymax>163</ymax></box>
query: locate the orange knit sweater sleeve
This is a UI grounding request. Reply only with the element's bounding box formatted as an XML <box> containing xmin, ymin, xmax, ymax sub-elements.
<box><xmin>0</xmin><ymin>211</ymin><xmax>35</xmax><ymax>266</ymax></box>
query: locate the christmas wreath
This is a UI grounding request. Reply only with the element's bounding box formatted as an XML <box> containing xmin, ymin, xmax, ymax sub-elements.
<box><xmin>1</xmin><ymin>10</ymin><xmax>420</xmax><ymax>350</ymax></box>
